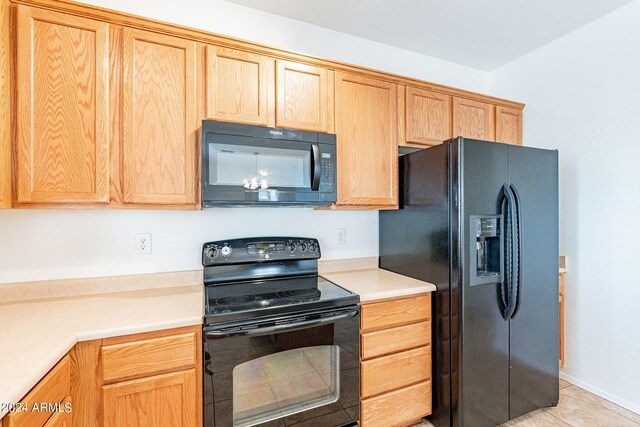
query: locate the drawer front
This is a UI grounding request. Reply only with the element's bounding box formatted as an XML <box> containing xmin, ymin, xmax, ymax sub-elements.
<box><xmin>102</xmin><ymin>332</ymin><xmax>197</xmax><ymax>384</ymax></box>
<box><xmin>361</xmin><ymin>294</ymin><xmax>430</xmax><ymax>332</ymax></box>
<box><xmin>361</xmin><ymin>346</ymin><xmax>431</xmax><ymax>399</ymax></box>
<box><xmin>362</xmin><ymin>321</ymin><xmax>430</xmax><ymax>360</ymax></box>
<box><xmin>5</xmin><ymin>356</ymin><xmax>70</xmax><ymax>427</ymax></box>
<box><xmin>361</xmin><ymin>380</ymin><xmax>432</xmax><ymax>427</ymax></box>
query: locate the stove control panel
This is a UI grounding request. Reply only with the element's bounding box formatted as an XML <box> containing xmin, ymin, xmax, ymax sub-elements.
<box><xmin>202</xmin><ymin>237</ymin><xmax>320</xmax><ymax>266</ymax></box>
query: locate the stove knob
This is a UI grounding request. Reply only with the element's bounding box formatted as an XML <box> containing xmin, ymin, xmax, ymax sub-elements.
<box><xmin>298</xmin><ymin>243</ymin><xmax>307</xmax><ymax>252</ymax></box>
<box><xmin>308</xmin><ymin>242</ymin><xmax>318</xmax><ymax>252</ymax></box>
<box><xmin>205</xmin><ymin>247</ymin><xmax>218</xmax><ymax>259</ymax></box>
<box><xmin>287</xmin><ymin>243</ymin><xmax>296</xmax><ymax>252</ymax></box>
<box><xmin>220</xmin><ymin>246</ymin><xmax>232</xmax><ymax>257</ymax></box>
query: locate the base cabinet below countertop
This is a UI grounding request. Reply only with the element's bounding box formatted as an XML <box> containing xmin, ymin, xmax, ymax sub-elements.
<box><xmin>359</xmin><ymin>293</ymin><xmax>433</xmax><ymax>427</ymax></box>
<box><xmin>0</xmin><ymin>325</ymin><xmax>202</xmax><ymax>427</ymax></box>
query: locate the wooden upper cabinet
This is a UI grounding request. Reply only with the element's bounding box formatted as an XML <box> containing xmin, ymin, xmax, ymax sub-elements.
<box><xmin>402</xmin><ymin>87</ymin><xmax>452</xmax><ymax>147</ymax></box>
<box><xmin>206</xmin><ymin>46</ymin><xmax>275</xmax><ymax>126</ymax></box>
<box><xmin>15</xmin><ymin>6</ymin><xmax>109</xmax><ymax>204</ymax></box>
<box><xmin>102</xmin><ymin>369</ymin><xmax>197</xmax><ymax>427</ymax></box>
<box><xmin>122</xmin><ymin>28</ymin><xmax>198</xmax><ymax>205</ymax></box>
<box><xmin>496</xmin><ymin>106</ymin><xmax>523</xmax><ymax>145</ymax></box>
<box><xmin>0</xmin><ymin>0</ymin><xmax>10</xmax><ymax>209</ymax></box>
<box><xmin>452</xmin><ymin>97</ymin><xmax>495</xmax><ymax>141</ymax></box>
<box><xmin>335</xmin><ymin>72</ymin><xmax>398</xmax><ymax>207</ymax></box>
<box><xmin>276</xmin><ymin>60</ymin><xmax>334</xmax><ymax>132</ymax></box>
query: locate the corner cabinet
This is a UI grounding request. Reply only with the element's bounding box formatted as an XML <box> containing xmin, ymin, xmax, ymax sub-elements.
<box><xmin>122</xmin><ymin>29</ymin><xmax>198</xmax><ymax>205</ymax></box>
<box><xmin>14</xmin><ymin>6</ymin><xmax>110</xmax><ymax>204</ymax></box>
<box><xmin>335</xmin><ymin>72</ymin><xmax>398</xmax><ymax>208</ymax></box>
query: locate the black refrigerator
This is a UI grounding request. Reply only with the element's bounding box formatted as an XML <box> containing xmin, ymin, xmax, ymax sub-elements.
<box><xmin>379</xmin><ymin>137</ymin><xmax>559</xmax><ymax>427</ymax></box>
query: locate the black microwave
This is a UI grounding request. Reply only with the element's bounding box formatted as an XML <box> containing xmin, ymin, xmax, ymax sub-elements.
<box><xmin>201</xmin><ymin>121</ymin><xmax>337</xmax><ymax>207</ymax></box>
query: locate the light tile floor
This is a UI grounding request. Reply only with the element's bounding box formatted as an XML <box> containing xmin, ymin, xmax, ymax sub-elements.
<box><xmin>415</xmin><ymin>379</ymin><xmax>640</xmax><ymax>427</ymax></box>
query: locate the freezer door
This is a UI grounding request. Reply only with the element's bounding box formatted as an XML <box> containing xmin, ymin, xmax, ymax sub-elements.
<box><xmin>507</xmin><ymin>145</ymin><xmax>559</xmax><ymax>419</ymax></box>
<box><xmin>457</xmin><ymin>139</ymin><xmax>510</xmax><ymax>427</ymax></box>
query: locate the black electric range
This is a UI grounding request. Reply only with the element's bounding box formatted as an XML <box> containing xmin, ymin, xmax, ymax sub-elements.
<box><xmin>202</xmin><ymin>237</ymin><xmax>360</xmax><ymax>427</ymax></box>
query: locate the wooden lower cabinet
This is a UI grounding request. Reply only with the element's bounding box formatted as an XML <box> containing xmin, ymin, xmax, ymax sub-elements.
<box><xmin>361</xmin><ymin>381</ymin><xmax>432</xmax><ymax>427</ymax></box>
<box><xmin>559</xmin><ymin>272</ymin><xmax>565</xmax><ymax>367</ymax></box>
<box><xmin>102</xmin><ymin>369</ymin><xmax>197</xmax><ymax>427</ymax></box>
<box><xmin>360</xmin><ymin>293</ymin><xmax>433</xmax><ymax>427</ymax></box>
<box><xmin>42</xmin><ymin>399</ymin><xmax>72</xmax><ymax>427</ymax></box>
<box><xmin>2</xmin><ymin>356</ymin><xmax>71</xmax><ymax>427</ymax></box>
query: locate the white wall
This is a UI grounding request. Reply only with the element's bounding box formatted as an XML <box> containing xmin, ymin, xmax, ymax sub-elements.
<box><xmin>0</xmin><ymin>0</ymin><xmax>490</xmax><ymax>285</ymax></box>
<box><xmin>79</xmin><ymin>0</ymin><xmax>490</xmax><ymax>92</ymax></box>
<box><xmin>0</xmin><ymin>209</ymin><xmax>378</xmax><ymax>283</ymax></box>
<box><xmin>490</xmin><ymin>0</ymin><xmax>640</xmax><ymax>413</ymax></box>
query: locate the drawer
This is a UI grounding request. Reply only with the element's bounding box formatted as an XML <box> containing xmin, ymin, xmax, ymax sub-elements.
<box><xmin>361</xmin><ymin>294</ymin><xmax>430</xmax><ymax>332</ymax></box>
<box><xmin>4</xmin><ymin>356</ymin><xmax>70</xmax><ymax>427</ymax></box>
<box><xmin>361</xmin><ymin>380</ymin><xmax>432</xmax><ymax>427</ymax></box>
<box><xmin>102</xmin><ymin>331</ymin><xmax>197</xmax><ymax>384</ymax></box>
<box><xmin>361</xmin><ymin>346</ymin><xmax>431</xmax><ymax>399</ymax></box>
<box><xmin>362</xmin><ymin>321</ymin><xmax>430</xmax><ymax>360</ymax></box>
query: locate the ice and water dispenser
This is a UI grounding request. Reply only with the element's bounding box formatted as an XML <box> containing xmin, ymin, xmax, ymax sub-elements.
<box><xmin>470</xmin><ymin>215</ymin><xmax>504</xmax><ymax>286</ymax></box>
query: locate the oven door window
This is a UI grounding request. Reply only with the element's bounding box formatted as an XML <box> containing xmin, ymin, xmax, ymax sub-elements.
<box><xmin>209</xmin><ymin>142</ymin><xmax>311</xmax><ymax>190</ymax></box>
<box><xmin>233</xmin><ymin>345</ymin><xmax>340</xmax><ymax>427</ymax></box>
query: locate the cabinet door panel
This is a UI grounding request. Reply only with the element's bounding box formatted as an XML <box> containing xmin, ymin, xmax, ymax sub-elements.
<box><xmin>496</xmin><ymin>106</ymin><xmax>523</xmax><ymax>145</ymax></box>
<box><xmin>206</xmin><ymin>46</ymin><xmax>274</xmax><ymax>126</ymax></box>
<box><xmin>15</xmin><ymin>6</ymin><xmax>109</xmax><ymax>204</ymax></box>
<box><xmin>452</xmin><ymin>97</ymin><xmax>495</xmax><ymax>141</ymax></box>
<box><xmin>335</xmin><ymin>72</ymin><xmax>398</xmax><ymax>207</ymax></box>
<box><xmin>404</xmin><ymin>87</ymin><xmax>451</xmax><ymax>147</ymax></box>
<box><xmin>276</xmin><ymin>60</ymin><xmax>333</xmax><ymax>132</ymax></box>
<box><xmin>122</xmin><ymin>29</ymin><xmax>197</xmax><ymax>205</ymax></box>
<box><xmin>1</xmin><ymin>0</ymin><xmax>10</xmax><ymax>208</ymax></box>
<box><xmin>103</xmin><ymin>369</ymin><xmax>197</xmax><ymax>427</ymax></box>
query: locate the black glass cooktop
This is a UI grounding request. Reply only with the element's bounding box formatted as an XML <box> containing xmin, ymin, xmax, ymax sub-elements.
<box><xmin>205</xmin><ymin>275</ymin><xmax>358</xmax><ymax>323</ymax></box>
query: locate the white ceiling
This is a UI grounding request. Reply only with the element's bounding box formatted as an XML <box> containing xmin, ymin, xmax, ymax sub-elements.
<box><xmin>227</xmin><ymin>0</ymin><xmax>634</xmax><ymax>71</ymax></box>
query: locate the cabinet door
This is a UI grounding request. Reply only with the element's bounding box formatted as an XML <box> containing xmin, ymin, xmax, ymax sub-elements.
<box><xmin>276</xmin><ymin>60</ymin><xmax>333</xmax><ymax>132</ymax></box>
<box><xmin>206</xmin><ymin>46</ymin><xmax>274</xmax><ymax>126</ymax></box>
<box><xmin>452</xmin><ymin>97</ymin><xmax>495</xmax><ymax>141</ymax></box>
<box><xmin>335</xmin><ymin>72</ymin><xmax>398</xmax><ymax>207</ymax></box>
<box><xmin>122</xmin><ymin>29</ymin><xmax>197</xmax><ymax>205</ymax></box>
<box><xmin>496</xmin><ymin>106</ymin><xmax>523</xmax><ymax>145</ymax></box>
<box><xmin>103</xmin><ymin>369</ymin><xmax>197</xmax><ymax>427</ymax></box>
<box><xmin>404</xmin><ymin>87</ymin><xmax>451</xmax><ymax>147</ymax></box>
<box><xmin>0</xmin><ymin>0</ymin><xmax>10</xmax><ymax>208</ymax></box>
<box><xmin>43</xmin><ymin>399</ymin><xmax>72</xmax><ymax>427</ymax></box>
<box><xmin>15</xmin><ymin>6</ymin><xmax>109</xmax><ymax>204</ymax></box>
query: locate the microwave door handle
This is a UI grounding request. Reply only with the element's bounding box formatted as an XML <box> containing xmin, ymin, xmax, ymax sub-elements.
<box><xmin>205</xmin><ymin>309</ymin><xmax>359</xmax><ymax>338</ymax></box>
<box><xmin>310</xmin><ymin>144</ymin><xmax>321</xmax><ymax>191</ymax></box>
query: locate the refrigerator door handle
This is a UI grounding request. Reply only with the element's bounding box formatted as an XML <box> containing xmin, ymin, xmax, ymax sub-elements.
<box><xmin>501</xmin><ymin>184</ymin><xmax>520</xmax><ymax>320</ymax></box>
<box><xmin>509</xmin><ymin>184</ymin><xmax>523</xmax><ymax>319</ymax></box>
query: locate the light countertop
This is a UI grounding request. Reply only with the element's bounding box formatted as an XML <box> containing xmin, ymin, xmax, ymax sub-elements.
<box><xmin>0</xmin><ymin>284</ymin><xmax>203</xmax><ymax>419</ymax></box>
<box><xmin>320</xmin><ymin>258</ymin><xmax>437</xmax><ymax>302</ymax></box>
<box><xmin>0</xmin><ymin>260</ymin><xmax>435</xmax><ymax>419</ymax></box>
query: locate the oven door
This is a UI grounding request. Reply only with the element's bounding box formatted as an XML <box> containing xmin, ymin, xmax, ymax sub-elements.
<box><xmin>203</xmin><ymin>307</ymin><xmax>360</xmax><ymax>427</ymax></box>
<box><xmin>202</xmin><ymin>130</ymin><xmax>334</xmax><ymax>206</ymax></box>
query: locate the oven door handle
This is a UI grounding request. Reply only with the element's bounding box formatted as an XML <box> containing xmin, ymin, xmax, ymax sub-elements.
<box><xmin>205</xmin><ymin>309</ymin><xmax>359</xmax><ymax>338</ymax></box>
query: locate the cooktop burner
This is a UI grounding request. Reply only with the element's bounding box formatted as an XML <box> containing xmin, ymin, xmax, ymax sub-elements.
<box><xmin>276</xmin><ymin>287</ymin><xmax>322</xmax><ymax>300</ymax></box>
<box><xmin>205</xmin><ymin>275</ymin><xmax>356</xmax><ymax>323</ymax></box>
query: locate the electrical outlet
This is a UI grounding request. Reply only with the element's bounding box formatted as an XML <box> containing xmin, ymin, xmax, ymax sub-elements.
<box><xmin>135</xmin><ymin>233</ymin><xmax>152</xmax><ymax>255</ymax></box>
<box><xmin>337</xmin><ymin>228</ymin><xmax>347</xmax><ymax>245</ymax></box>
